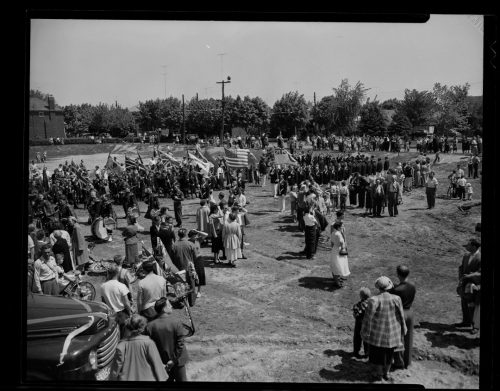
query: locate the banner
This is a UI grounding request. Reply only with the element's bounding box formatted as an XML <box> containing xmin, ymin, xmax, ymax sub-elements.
<box><xmin>187</xmin><ymin>152</ymin><xmax>211</xmax><ymax>175</ymax></box>
<box><xmin>273</xmin><ymin>148</ymin><xmax>298</xmax><ymax>166</ymax></box>
<box><xmin>104</xmin><ymin>154</ymin><xmax>125</xmax><ymax>177</ymax></box>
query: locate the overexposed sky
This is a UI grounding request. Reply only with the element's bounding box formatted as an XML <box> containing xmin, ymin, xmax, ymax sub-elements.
<box><xmin>30</xmin><ymin>15</ymin><xmax>484</xmax><ymax>108</ymax></box>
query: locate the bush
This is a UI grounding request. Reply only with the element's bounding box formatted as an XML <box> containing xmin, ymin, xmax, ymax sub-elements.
<box><xmin>63</xmin><ymin>138</ymin><xmax>96</xmax><ymax>145</ymax></box>
<box><xmin>29</xmin><ymin>139</ymin><xmax>53</xmax><ymax>146</ymax></box>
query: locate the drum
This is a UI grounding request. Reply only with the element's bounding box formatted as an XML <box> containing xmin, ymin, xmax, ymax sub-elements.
<box><xmin>103</xmin><ymin>217</ymin><xmax>116</xmax><ymax>231</ymax></box>
<box><xmin>91</xmin><ymin>217</ymin><xmax>108</xmax><ymax>240</ymax></box>
<box><xmin>128</xmin><ymin>206</ymin><xmax>140</xmax><ymax>219</ymax></box>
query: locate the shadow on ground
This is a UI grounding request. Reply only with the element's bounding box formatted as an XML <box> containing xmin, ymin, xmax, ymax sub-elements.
<box><xmin>276</xmin><ymin>251</ymin><xmax>304</xmax><ymax>261</ymax></box>
<box><xmin>319</xmin><ymin>349</ymin><xmax>373</xmax><ymax>383</ymax></box>
<box><xmin>298</xmin><ymin>276</ymin><xmax>342</xmax><ymax>292</ymax></box>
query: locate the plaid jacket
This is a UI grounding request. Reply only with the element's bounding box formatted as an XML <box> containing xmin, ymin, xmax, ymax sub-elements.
<box><xmin>361</xmin><ymin>292</ymin><xmax>407</xmax><ymax>349</ymax></box>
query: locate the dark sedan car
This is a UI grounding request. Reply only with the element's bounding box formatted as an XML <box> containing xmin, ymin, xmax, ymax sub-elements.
<box><xmin>26</xmin><ymin>293</ymin><xmax>119</xmax><ymax>381</ymax></box>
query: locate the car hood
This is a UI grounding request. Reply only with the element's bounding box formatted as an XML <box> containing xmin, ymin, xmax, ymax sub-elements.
<box><xmin>27</xmin><ymin>293</ymin><xmax>109</xmax><ymax>334</ymax></box>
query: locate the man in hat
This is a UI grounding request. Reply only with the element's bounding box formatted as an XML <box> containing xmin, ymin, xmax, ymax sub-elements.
<box><xmin>361</xmin><ymin>276</ymin><xmax>407</xmax><ymax>381</ymax></box>
<box><xmin>456</xmin><ymin>238</ymin><xmax>481</xmax><ymax>329</ymax></box>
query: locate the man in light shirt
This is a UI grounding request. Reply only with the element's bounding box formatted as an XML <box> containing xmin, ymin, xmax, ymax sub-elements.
<box><xmin>456</xmin><ymin>175</ymin><xmax>467</xmax><ymax>201</ymax></box>
<box><xmin>101</xmin><ymin>264</ymin><xmax>133</xmax><ymax>335</ymax></box>
<box><xmin>33</xmin><ymin>244</ymin><xmax>60</xmax><ymax>295</ymax></box>
<box><xmin>137</xmin><ymin>260</ymin><xmax>171</xmax><ymax>321</ymax></box>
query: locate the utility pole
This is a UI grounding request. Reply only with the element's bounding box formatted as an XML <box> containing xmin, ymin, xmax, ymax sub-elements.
<box><xmin>216</xmin><ymin>76</ymin><xmax>231</xmax><ymax>144</ymax></box>
<box><xmin>161</xmin><ymin>65</ymin><xmax>168</xmax><ymax>99</ymax></box>
<box><xmin>182</xmin><ymin>94</ymin><xmax>186</xmax><ymax>144</ymax></box>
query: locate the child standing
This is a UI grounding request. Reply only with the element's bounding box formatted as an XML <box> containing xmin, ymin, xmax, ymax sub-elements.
<box><xmin>339</xmin><ymin>181</ymin><xmax>349</xmax><ymax>211</ymax></box>
<box><xmin>289</xmin><ymin>185</ymin><xmax>298</xmax><ymax>222</ymax></box>
<box><xmin>466</xmin><ymin>182</ymin><xmax>473</xmax><ymax>200</ymax></box>
<box><xmin>352</xmin><ymin>287</ymin><xmax>371</xmax><ymax>358</ymax></box>
<box><xmin>324</xmin><ymin>192</ymin><xmax>332</xmax><ymax>215</ymax></box>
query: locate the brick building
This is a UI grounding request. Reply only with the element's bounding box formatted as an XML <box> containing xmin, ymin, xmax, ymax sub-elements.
<box><xmin>28</xmin><ymin>96</ymin><xmax>66</xmax><ymax>140</ymax></box>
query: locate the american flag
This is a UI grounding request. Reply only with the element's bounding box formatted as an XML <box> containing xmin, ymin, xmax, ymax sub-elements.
<box><xmin>224</xmin><ymin>147</ymin><xmax>249</xmax><ymax>169</ymax></box>
<box><xmin>105</xmin><ymin>154</ymin><xmax>125</xmax><ymax>177</ymax></box>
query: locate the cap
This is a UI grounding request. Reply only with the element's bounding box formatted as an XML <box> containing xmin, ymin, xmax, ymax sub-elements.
<box><xmin>375</xmin><ymin>276</ymin><xmax>394</xmax><ymax>291</ymax></box>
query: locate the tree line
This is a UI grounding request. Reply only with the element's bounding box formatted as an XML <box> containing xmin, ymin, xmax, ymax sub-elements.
<box><xmin>30</xmin><ymin>79</ymin><xmax>482</xmax><ymax>138</ymax></box>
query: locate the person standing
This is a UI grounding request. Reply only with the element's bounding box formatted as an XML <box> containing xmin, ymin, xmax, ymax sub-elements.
<box><xmin>146</xmin><ymin>298</ymin><xmax>190</xmax><ymax>382</ymax></box>
<box><xmin>303</xmin><ymin>207</ymin><xmax>318</xmax><ymax>260</ymax></box>
<box><xmin>158</xmin><ymin>218</ymin><xmax>176</xmax><ymax>263</ymax></box>
<box><xmin>425</xmin><ymin>172</ymin><xmax>439</xmax><ymax>209</ymax></box>
<box><xmin>51</xmin><ymin>230</ymin><xmax>73</xmax><ymax>272</ymax></box>
<box><xmin>361</xmin><ymin>276</ymin><xmax>407</xmax><ymax>381</ymax></box>
<box><xmin>171</xmin><ymin>228</ymin><xmax>197</xmax><ymax>272</ymax></box>
<box><xmin>110</xmin><ymin>314</ymin><xmax>168</xmax><ymax>381</ymax></box>
<box><xmin>456</xmin><ymin>238</ymin><xmax>481</xmax><ymax>330</ymax></box>
<box><xmin>188</xmin><ymin>230</ymin><xmax>207</xmax><ymax>298</ymax></box>
<box><xmin>352</xmin><ymin>287</ymin><xmax>371</xmax><ymax>358</ymax></box>
<box><xmin>68</xmin><ymin>217</ymin><xmax>90</xmax><ymax>273</ymax></box>
<box><xmin>150</xmin><ymin>216</ymin><xmax>162</xmax><ymax>255</ymax></box>
<box><xmin>329</xmin><ymin>222</ymin><xmax>350</xmax><ymax>287</ymax></box>
<box><xmin>172</xmin><ymin>187</ymin><xmax>184</xmax><ymax>228</ymax></box>
<box><xmin>386</xmin><ymin>173</ymin><xmax>400</xmax><ymax>217</ymax></box>
<box><xmin>101</xmin><ymin>264</ymin><xmax>133</xmax><ymax>336</ymax></box>
<box><xmin>389</xmin><ymin>265</ymin><xmax>416</xmax><ymax>369</ymax></box>
<box><xmin>277</xmin><ymin>174</ymin><xmax>288</xmax><ymax>213</ymax></box>
<box><xmin>372</xmin><ymin>179</ymin><xmax>385</xmax><ymax>217</ymax></box>
<box><xmin>136</xmin><ymin>260</ymin><xmax>170</xmax><ymax>321</ymax></box>
<box><xmin>471</xmin><ymin>155</ymin><xmax>480</xmax><ymax>179</ymax></box>
<box><xmin>33</xmin><ymin>244</ymin><xmax>60</xmax><ymax>295</ymax></box>
<box><xmin>196</xmin><ymin>200</ymin><xmax>211</xmax><ymax>238</ymax></box>
<box><xmin>208</xmin><ymin>205</ymin><xmax>224</xmax><ymax>264</ymax></box>
<box><xmin>122</xmin><ymin>221</ymin><xmax>139</xmax><ymax>266</ymax></box>
<box><xmin>222</xmin><ymin>213</ymin><xmax>242</xmax><ymax>267</ymax></box>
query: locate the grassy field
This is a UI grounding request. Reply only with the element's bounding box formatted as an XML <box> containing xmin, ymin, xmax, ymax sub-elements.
<box><xmin>33</xmin><ymin>143</ymin><xmax>481</xmax><ymax>387</ymax></box>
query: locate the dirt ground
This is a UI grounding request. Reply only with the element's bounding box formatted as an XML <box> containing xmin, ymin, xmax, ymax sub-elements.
<box><xmin>30</xmin><ymin>143</ymin><xmax>481</xmax><ymax>387</ymax></box>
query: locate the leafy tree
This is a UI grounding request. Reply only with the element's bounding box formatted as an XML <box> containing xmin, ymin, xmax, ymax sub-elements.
<box><xmin>398</xmin><ymin>89</ymin><xmax>436</xmax><ymax>127</ymax></box>
<box><xmin>186</xmin><ymin>98</ymin><xmax>221</xmax><ymax>135</ymax></box>
<box><xmin>466</xmin><ymin>96</ymin><xmax>483</xmax><ymax>134</ymax></box>
<box><xmin>228</xmin><ymin>95</ymin><xmax>271</xmax><ymax>134</ymax></box>
<box><xmin>63</xmin><ymin>104</ymin><xmax>93</xmax><ymax>135</ymax></box>
<box><xmin>30</xmin><ymin>89</ymin><xmax>51</xmax><ymax>100</ymax></box>
<box><xmin>432</xmin><ymin>83</ymin><xmax>470</xmax><ymax>135</ymax></box>
<box><xmin>270</xmin><ymin>91</ymin><xmax>309</xmax><ymax>137</ymax></box>
<box><xmin>381</xmin><ymin>98</ymin><xmax>399</xmax><ymax>110</ymax></box>
<box><xmin>358</xmin><ymin>101</ymin><xmax>387</xmax><ymax>135</ymax></box>
<box><xmin>312</xmin><ymin>95</ymin><xmax>336</xmax><ymax>133</ymax></box>
<box><xmin>331</xmin><ymin>79</ymin><xmax>367</xmax><ymax>135</ymax></box>
<box><xmin>137</xmin><ymin>99</ymin><xmax>163</xmax><ymax>133</ymax></box>
<box><xmin>388</xmin><ymin>111</ymin><xmax>413</xmax><ymax>135</ymax></box>
<box><xmin>159</xmin><ymin>97</ymin><xmax>183</xmax><ymax>131</ymax></box>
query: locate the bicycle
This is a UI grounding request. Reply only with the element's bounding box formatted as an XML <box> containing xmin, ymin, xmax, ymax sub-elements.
<box><xmin>60</xmin><ymin>270</ymin><xmax>96</xmax><ymax>301</ymax></box>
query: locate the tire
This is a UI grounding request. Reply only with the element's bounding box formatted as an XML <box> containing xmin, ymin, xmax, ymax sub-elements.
<box><xmin>71</xmin><ymin>282</ymin><xmax>96</xmax><ymax>301</ymax></box>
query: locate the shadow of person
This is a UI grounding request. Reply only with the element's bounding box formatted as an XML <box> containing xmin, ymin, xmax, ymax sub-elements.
<box><xmin>424</xmin><ymin>331</ymin><xmax>480</xmax><ymax>350</ymax></box>
<box><xmin>416</xmin><ymin>321</ymin><xmax>457</xmax><ymax>333</ymax></box>
<box><xmin>276</xmin><ymin>251</ymin><xmax>303</xmax><ymax>261</ymax></box>
<box><xmin>298</xmin><ymin>276</ymin><xmax>342</xmax><ymax>292</ymax></box>
<box><xmin>319</xmin><ymin>349</ymin><xmax>373</xmax><ymax>382</ymax></box>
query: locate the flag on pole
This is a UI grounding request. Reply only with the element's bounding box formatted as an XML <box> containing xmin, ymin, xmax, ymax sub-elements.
<box><xmin>105</xmin><ymin>153</ymin><xmax>126</xmax><ymax>177</ymax></box>
<box><xmin>157</xmin><ymin>149</ymin><xmax>181</xmax><ymax>167</ymax></box>
<box><xmin>195</xmin><ymin>144</ymin><xmax>214</xmax><ymax>169</ymax></box>
<box><xmin>187</xmin><ymin>152</ymin><xmax>211</xmax><ymax>176</ymax></box>
<box><xmin>224</xmin><ymin>147</ymin><xmax>249</xmax><ymax>169</ymax></box>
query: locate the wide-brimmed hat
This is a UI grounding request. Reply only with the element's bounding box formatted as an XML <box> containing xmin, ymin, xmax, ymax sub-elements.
<box><xmin>375</xmin><ymin>276</ymin><xmax>394</xmax><ymax>291</ymax></box>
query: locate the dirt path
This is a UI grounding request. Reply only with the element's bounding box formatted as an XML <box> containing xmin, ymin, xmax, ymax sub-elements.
<box><xmin>41</xmin><ymin>146</ymin><xmax>480</xmax><ymax>387</ymax></box>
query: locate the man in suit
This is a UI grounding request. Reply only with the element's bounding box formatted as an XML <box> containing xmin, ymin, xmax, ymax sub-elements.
<box><xmin>146</xmin><ymin>298</ymin><xmax>190</xmax><ymax>382</ymax></box>
<box><xmin>158</xmin><ymin>218</ymin><xmax>177</xmax><ymax>263</ymax></box>
<box><xmin>456</xmin><ymin>238</ymin><xmax>481</xmax><ymax>328</ymax></box>
<box><xmin>150</xmin><ymin>215</ymin><xmax>162</xmax><ymax>255</ymax></box>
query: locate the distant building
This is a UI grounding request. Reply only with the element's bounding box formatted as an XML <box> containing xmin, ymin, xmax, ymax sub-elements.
<box><xmin>29</xmin><ymin>96</ymin><xmax>66</xmax><ymax>140</ymax></box>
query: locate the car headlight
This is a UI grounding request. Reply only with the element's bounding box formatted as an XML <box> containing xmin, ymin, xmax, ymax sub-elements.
<box><xmin>89</xmin><ymin>350</ymin><xmax>98</xmax><ymax>370</ymax></box>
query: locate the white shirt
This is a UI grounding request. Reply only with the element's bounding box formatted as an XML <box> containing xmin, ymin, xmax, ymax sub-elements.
<box><xmin>101</xmin><ymin>279</ymin><xmax>130</xmax><ymax>313</ymax></box>
<box><xmin>303</xmin><ymin>213</ymin><xmax>317</xmax><ymax>227</ymax></box>
<box><xmin>457</xmin><ymin>177</ymin><xmax>467</xmax><ymax>187</ymax></box>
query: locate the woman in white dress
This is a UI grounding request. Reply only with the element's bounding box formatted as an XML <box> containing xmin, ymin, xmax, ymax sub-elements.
<box><xmin>222</xmin><ymin>212</ymin><xmax>242</xmax><ymax>267</ymax></box>
<box><xmin>330</xmin><ymin>221</ymin><xmax>350</xmax><ymax>287</ymax></box>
